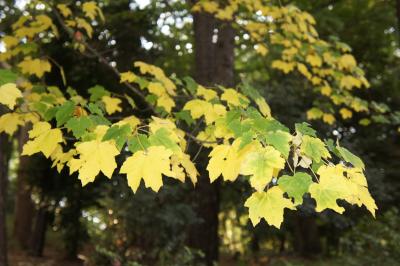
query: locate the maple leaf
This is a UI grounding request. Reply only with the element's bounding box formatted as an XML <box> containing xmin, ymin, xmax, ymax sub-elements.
<box><xmin>22</xmin><ymin>122</ymin><xmax>63</xmax><ymax>158</ymax></box>
<box><xmin>306</xmin><ymin>107</ymin><xmax>323</xmax><ymax>120</ymax></box>
<box><xmin>69</xmin><ymin>140</ymin><xmax>119</xmax><ymax>186</ymax></box>
<box><xmin>207</xmin><ymin>139</ymin><xmax>259</xmax><ymax>182</ymax></box>
<box><xmin>241</xmin><ymin>146</ymin><xmax>285</xmax><ymax>191</ymax></box>
<box><xmin>309</xmin><ymin>165</ymin><xmax>351</xmax><ymax>213</ymax></box>
<box><xmin>264</xmin><ymin>130</ymin><xmax>292</xmax><ymax>158</ymax></box>
<box><xmin>221</xmin><ymin>89</ymin><xmax>249</xmax><ymax>107</ymax></box>
<box><xmin>196</xmin><ymin>86</ymin><xmax>217</xmax><ymax>101</ymax></box>
<box><xmin>50</xmin><ymin>145</ymin><xmax>76</xmax><ymax>173</ymax></box>
<box><xmin>0</xmin><ymin>113</ymin><xmax>24</xmax><ymax>135</ymax></box>
<box><xmin>339</xmin><ymin>108</ymin><xmax>353</xmax><ymax>119</ymax></box>
<box><xmin>82</xmin><ymin>1</ymin><xmax>104</xmax><ymax>21</ymax></box>
<box><xmin>300</xmin><ymin>135</ymin><xmax>330</xmax><ymax>163</ymax></box>
<box><xmin>120</xmin><ymin>71</ymin><xmax>137</xmax><ymax>83</ymax></box>
<box><xmin>278</xmin><ymin>172</ymin><xmax>312</xmax><ymax>205</ymax></box>
<box><xmin>306</xmin><ymin>54</ymin><xmax>322</xmax><ymax>67</ymax></box>
<box><xmin>18</xmin><ymin>57</ymin><xmax>51</xmax><ymax>78</ymax></box>
<box><xmin>271</xmin><ymin>60</ymin><xmax>295</xmax><ymax>74</ymax></box>
<box><xmin>337</xmin><ymin>145</ymin><xmax>365</xmax><ymax>170</ymax></box>
<box><xmin>254</xmin><ymin>98</ymin><xmax>271</xmax><ymax>117</ymax></box>
<box><xmin>120</xmin><ymin>146</ymin><xmax>175</xmax><ymax>192</ymax></box>
<box><xmin>344</xmin><ymin>167</ymin><xmax>377</xmax><ymax>216</ymax></box>
<box><xmin>102</xmin><ymin>96</ymin><xmax>122</xmax><ymax>115</ymax></box>
<box><xmin>0</xmin><ymin>83</ymin><xmax>22</xmax><ymax>109</ymax></box>
<box><xmin>322</xmin><ymin>113</ymin><xmax>335</xmax><ymax>125</ymax></box>
<box><xmin>57</xmin><ymin>4</ymin><xmax>72</xmax><ymax>17</ymax></box>
<box><xmin>184</xmin><ymin>99</ymin><xmax>226</xmax><ymax>124</ymax></box>
<box><xmin>338</xmin><ymin>54</ymin><xmax>356</xmax><ymax>70</ymax></box>
<box><xmin>244</xmin><ymin>187</ymin><xmax>295</xmax><ymax>228</ymax></box>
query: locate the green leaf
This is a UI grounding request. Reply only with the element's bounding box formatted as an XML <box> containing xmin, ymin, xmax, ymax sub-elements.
<box><xmin>278</xmin><ymin>172</ymin><xmax>312</xmax><ymax>205</ymax></box>
<box><xmin>124</xmin><ymin>94</ymin><xmax>136</xmax><ymax>109</ymax></box>
<box><xmin>0</xmin><ymin>69</ymin><xmax>18</xmax><ymax>85</ymax></box>
<box><xmin>295</xmin><ymin>122</ymin><xmax>316</xmax><ymax>137</ymax></box>
<box><xmin>128</xmin><ymin>134</ymin><xmax>150</xmax><ymax>153</ymax></box>
<box><xmin>88</xmin><ymin>85</ymin><xmax>110</xmax><ymax>101</ymax></box>
<box><xmin>148</xmin><ymin>128</ymin><xmax>180</xmax><ymax>152</ymax></box>
<box><xmin>56</xmin><ymin>101</ymin><xmax>75</xmax><ymax>127</ymax></box>
<box><xmin>89</xmin><ymin>115</ymin><xmax>111</xmax><ymax>126</ymax></box>
<box><xmin>337</xmin><ymin>146</ymin><xmax>365</xmax><ymax>169</ymax></box>
<box><xmin>183</xmin><ymin>76</ymin><xmax>198</xmax><ymax>94</ymax></box>
<box><xmin>102</xmin><ymin>124</ymin><xmax>132</xmax><ymax>150</ymax></box>
<box><xmin>300</xmin><ymin>136</ymin><xmax>330</xmax><ymax>163</ymax></box>
<box><xmin>87</xmin><ymin>103</ymin><xmax>104</xmax><ymax>116</ymax></box>
<box><xmin>43</xmin><ymin>106</ymin><xmax>58</xmax><ymax>121</ymax></box>
<box><xmin>253</xmin><ymin>117</ymin><xmax>289</xmax><ymax>133</ymax></box>
<box><xmin>175</xmin><ymin>110</ymin><xmax>194</xmax><ymax>126</ymax></box>
<box><xmin>264</xmin><ymin>130</ymin><xmax>292</xmax><ymax>158</ymax></box>
<box><xmin>66</xmin><ymin>117</ymin><xmax>93</xmax><ymax>138</ymax></box>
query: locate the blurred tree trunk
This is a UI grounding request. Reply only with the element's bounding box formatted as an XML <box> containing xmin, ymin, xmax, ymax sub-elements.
<box><xmin>13</xmin><ymin>126</ymin><xmax>35</xmax><ymax>249</ymax></box>
<box><xmin>29</xmin><ymin>204</ymin><xmax>48</xmax><ymax>256</ymax></box>
<box><xmin>0</xmin><ymin>130</ymin><xmax>12</xmax><ymax>266</ymax></box>
<box><xmin>293</xmin><ymin>215</ymin><xmax>322</xmax><ymax>257</ymax></box>
<box><xmin>188</xmin><ymin>3</ymin><xmax>235</xmax><ymax>264</ymax></box>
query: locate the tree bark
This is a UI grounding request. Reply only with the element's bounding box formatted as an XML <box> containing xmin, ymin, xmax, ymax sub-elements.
<box><xmin>188</xmin><ymin>4</ymin><xmax>235</xmax><ymax>265</ymax></box>
<box><xmin>29</xmin><ymin>205</ymin><xmax>48</xmax><ymax>257</ymax></box>
<box><xmin>292</xmin><ymin>214</ymin><xmax>322</xmax><ymax>257</ymax></box>
<box><xmin>0</xmin><ymin>132</ymin><xmax>12</xmax><ymax>266</ymax></box>
<box><xmin>13</xmin><ymin>126</ymin><xmax>35</xmax><ymax>249</ymax></box>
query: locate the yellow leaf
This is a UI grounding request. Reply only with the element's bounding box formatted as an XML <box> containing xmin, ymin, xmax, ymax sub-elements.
<box><xmin>157</xmin><ymin>95</ymin><xmax>175</xmax><ymax>113</ymax></box>
<box><xmin>18</xmin><ymin>57</ymin><xmax>51</xmax><ymax>78</ymax></box>
<box><xmin>50</xmin><ymin>145</ymin><xmax>76</xmax><ymax>173</ymax></box>
<box><xmin>120</xmin><ymin>71</ymin><xmax>137</xmax><ymax>83</ymax></box>
<box><xmin>322</xmin><ymin>113</ymin><xmax>335</xmax><ymax>125</ymax></box>
<box><xmin>207</xmin><ymin>139</ymin><xmax>259</xmax><ymax>182</ymax></box>
<box><xmin>197</xmin><ymin>85</ymin><xmax>217</xmax><ymax>101</ymax></box>
<box><xmin>102</xmin><ymin>96</ymin><xmax>122</xmax><ymax>115</ymax></box>
<box><xmin>340</xmin><ymin>75</ymin><xmax>362</xmax><ymax>90</ymax></box>
<box><xmin>57</xmin><ymin>4</ymin><xmax>72</xmax><ymax>17</ymax></box>
<box><xmin>0</xmin><ymin>83</ymin><xmax>22</xmax><ymax>109</ymax></box>
<box><xmin>76</xmin><ymin>18</ymin><xmax>93</xmax><ymax>38</ymax></box>
<box><xmin>306</xmin><ymin>54</ymin><xmax>322</xmax><ymax>67</ymax></box>
<box><xmin>120</xmin><ymin>146</ymin><xmax>175</xmax><ymax>192</ymax></box>
<box><xmin>338</xmin><ymin>54</ymin><xmax>356</xmax><ymax>70</ymax></box>
<box><xmin>244</xmin><ymin>187</ymin><xmax>295</xmax><ymax>228</ymax></box>
<box><xmin>241</xmin><ymin>146</ymin><xmax>285</xmax><ymax>191</ymax></box>
<box><xmin>184</xmin><ymin>99</ymin><xmax>226</xmax><ymax>124</ymax></box>
<box><xmin>0</xmin><ymin>113</ymin><xmax>24</xmax><ymax>135</ymax></box>
<box><xmin>255</xmin><ymin>98</ymin><xmax>271</xmax><ymax>117</ymax></box>
<box><xmin>69</xmin><ymin>140</ymin><xmax>119</xmax><ymax>185</ymax></box>
<box><xmin>22</xmin><ymin>122</ymin><xmax>63</xmax><ymax>158</ymax></box>
<box><xmin>272</xmin><ymin>60</ymin><xmax>295</xmax><ymax>74</ymax></box>
<box><xmin>2</xmin><ymin>36</ymin><xmax>19</xmax><ymax>49</ymax></box>
<box><xmin>115</xmin><ymin>115</ymin><xmax>141</xmax><ymax>129</ymax></box>
<box><xmin>82</xmin><ymin>1</ymin><xmax>105</xmax><ymax>21</ymax></box>
<box><xmin>339</xmin><ymin>108</ymin><xmax>352</xmax><ymax>119</ymax></box>
<box><xmin>221</xmin><ymin>89</ymin><xmax>249</xmax><ymax>107</ymax></box>
<box><xmin>255</xmin><ymin>44</ymin><xmax>268</xmax><ymax>56</ymax></box>
<box><xmin>306</xmin><ymin>107</ymin><xmax>323</xmax><ymax>120</ymax></box>
<box><xmin>320</xmin><ymin>85</ymin><xmax>332</xmax><ymax>96</ymax></box>
<box><xmin>309</xmin><ymin>165</ymin><xmax>352</xmax><ymax>213</ymax></box>
<box><xmin>297</xmin><ymin>63</ymin><xmax>312</xmax><ymax>79</ymax></box>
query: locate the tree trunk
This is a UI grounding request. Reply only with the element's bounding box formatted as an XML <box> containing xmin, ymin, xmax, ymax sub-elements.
<box><xmin>0</xmin><ymin>131</ymin><xmax>12</xmax><ymax>266</ymax></box>
<box><xmin>292</xmin><ymin>214</ymin><xmax>322</xmax><ymax>257</ymax></box>
<box><xmin>13</xmin><ymin>126</ymin><xmax>35</xmax><ymax>249</ymax></box>
<box><xmin>188</xmin><ymin>4</ymin><xmax>235</xmax><ymax>265</ymax></box>
<box><xmin>29</xmin><ymin>204</ymin><xmax>48</xmax><ymax>257</ymax></box>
